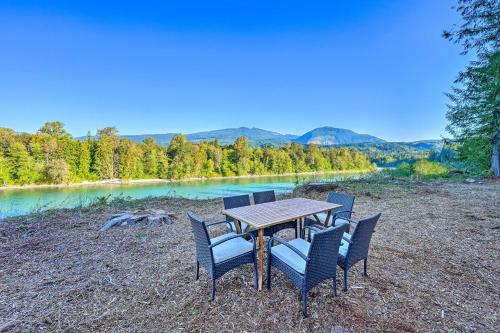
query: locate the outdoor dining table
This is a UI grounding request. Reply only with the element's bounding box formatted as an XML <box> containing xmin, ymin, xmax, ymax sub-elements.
<box><xmin>222</xmin><ymin>197</ymin><xmax>342</xmax><ymax>290</ymax></box>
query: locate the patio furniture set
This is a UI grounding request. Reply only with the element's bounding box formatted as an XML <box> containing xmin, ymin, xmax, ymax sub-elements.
<box><xmin>188</xmin><ymin>190</ymin><xmax>381</xmax><ymax>317</ymax></box>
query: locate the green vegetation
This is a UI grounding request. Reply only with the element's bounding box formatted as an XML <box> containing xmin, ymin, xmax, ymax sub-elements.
<box><xmin>383</xmin><ymin>160</ymin><xmax>449</xmax><ymax>179</ymax></box>
<box><xmin>443</xmin><ymin>0</ymin><xmax>499</xmax><ymax>175</ymax></box>
<box><xmin>338</xmin><ymin>141</ymin><xmax>443</xmax><ymax>167</ymax></box>
<box><xmin>0</xmin><ymin>122</ymin><xmax>376</xmax><ymax>186</ymax></box>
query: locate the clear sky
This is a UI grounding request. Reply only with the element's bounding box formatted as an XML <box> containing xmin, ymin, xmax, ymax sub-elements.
<box><xmin>0</xmin><ymin>0</ymin><xmax>470</xmax><ymax>142</ymax></box>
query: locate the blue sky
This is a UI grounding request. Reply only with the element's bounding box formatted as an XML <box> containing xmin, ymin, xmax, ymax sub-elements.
<box><xmin>0</xmin><ymin>0</ymin><xmax>469</xmax><ymax>141</ymax></box>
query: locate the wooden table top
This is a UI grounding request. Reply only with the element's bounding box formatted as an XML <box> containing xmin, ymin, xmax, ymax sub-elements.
<box><xmin>222</xmin><ymin>197</ymin><xmax>341</xmax><ymax>229</ymax></box>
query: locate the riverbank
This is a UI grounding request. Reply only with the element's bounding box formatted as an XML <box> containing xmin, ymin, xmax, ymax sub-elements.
<box><xmin>0</xmin><ymin>169</ymin><xmax>374</xmax><ymax>191</ymax></box>
<box><xmin>1</xmin><ymin>178</ymin><xmax>498</xmax><ymax>332</ymax></box>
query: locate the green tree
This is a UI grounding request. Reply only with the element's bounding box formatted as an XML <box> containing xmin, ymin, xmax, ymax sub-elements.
<box><xmin>233</xmin><ymin>136</ymin><xmax>252</xmax><ymax>175</ymax></box>
<box><xmin>142</xmin><ymin>137</ymin><xmax>159</xmax><ymax>177</ymax></box>
<box><xmin>39</xmin><ymin>121</ymin><xmax>69</xmax><ymax>138</ymax></box>
<box><xmin>270</xmin><ymin>149</ymin><xmax>293</xmax><ymax>174</ymax></box>
<box><xmin>77</xmin><ymin>141</ymin><xmax>91</xmax><ymax>179</ymax></box>
<box><xmin>0</xmin><ymin>153</ymin><xmax>10</xmax><ymax>185</ymax></box>
<box><xmin>118</xmin><ymin>139</ymin><xmax>144</xmax><ymax>179</ymax></box>
<box><xmin>6</xmin><ymin>142</ymin><xmax>39</xmax><ymax>184</ymax></box>
<box><xmin>443</xmin><ymin>0</ymin><xmax>500</xmax><ymax>175</ymax></box>
<box><xmin>93</xmin><ymin>128</ymin><xmax>117</xmax><ymax>179</ymax></box>
<box><xmin>44</xmin><ymin>158</ymin><xmax>70</xmax><ymax>184</ymax></box>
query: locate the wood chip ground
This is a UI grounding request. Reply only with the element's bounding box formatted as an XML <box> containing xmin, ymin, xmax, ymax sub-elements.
<box><xmin>0</xmin><ymin>179</ymin><xmax>498</xmax><ymax>332</ymax></box>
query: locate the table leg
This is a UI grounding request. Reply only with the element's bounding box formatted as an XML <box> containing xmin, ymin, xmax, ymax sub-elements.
<box><xmin>234</xmin><ymin>219</ymin><xmax>242</xmax><ymax>234</ymax></box>
<box><xmin>313</xmin><ymin>214</ymin><xmax>322</xmax><ymax>224</ymax></box>
<box><xmin>296</xmin><ymin>218</ymin><xmax>300</xmax><ymax>238</ymax></box>
<box><xmin>324</xmin><ymin>209</ymin><xmax>332</xmax><ymax>227</ymax></box>
<box><xmin>258</xmin><ymin>228</ymin><xmax>264</xmax><ymax>290</ymax></box>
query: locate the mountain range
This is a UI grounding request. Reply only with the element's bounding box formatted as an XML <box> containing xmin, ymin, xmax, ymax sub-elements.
<box><xmin>119</xmin><ymin>126</ymin><xmax>387</xmax><ymax>146</ymax></box>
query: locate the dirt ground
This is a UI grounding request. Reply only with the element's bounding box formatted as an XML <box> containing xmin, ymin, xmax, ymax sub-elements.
<box><xmin>1</xmin><ymin>178</ymin><xmax>499</xmax><ymax>332</ymax></box>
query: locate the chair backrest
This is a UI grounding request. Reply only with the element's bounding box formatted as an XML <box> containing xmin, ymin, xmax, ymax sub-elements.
<box><xmin>223</xmin><ymin>194</ymin><xmax>251</xmax><ymax>223</ymax></box>
<box><xmin>305</xmin><ymin>222</ymin><xmax>348</xmax><ymax>286</ymax></box>
<box><xmin>327</xmin><ymin>192</ymin><xmax>355</xmax><ymax>220</ymax></box>
<box><xmin>187</xmin><ymin>212</ymin><xmax>214</xmax><ymax>271</ymax></box>
<box><xmin>253</xmin><ymin>190</ymin><xmax>276</xmax><ymax>204</ymax></box>
<box><xmin>347</xmin><ymin>213</ymin><xmax>381</xmax><ymax>265</ymax></box>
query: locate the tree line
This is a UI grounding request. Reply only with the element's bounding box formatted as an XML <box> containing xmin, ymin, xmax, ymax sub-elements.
<box><xmin>0</xmin><ymin>122</ymin><xmax>376</xmax><ymax>185</ymax></box>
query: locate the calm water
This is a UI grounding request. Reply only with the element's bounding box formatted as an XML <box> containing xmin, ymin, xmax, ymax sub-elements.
<box><xmin>0</xmin><ymin>172</ymin><xmax>366</xmax><ymax>218</ymax></box>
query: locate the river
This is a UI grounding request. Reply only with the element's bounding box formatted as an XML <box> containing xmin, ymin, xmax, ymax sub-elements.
<box><xmin>0</xmin><ymin>172</ymin><xmax>368</xmax><ymax>218</ymax></box>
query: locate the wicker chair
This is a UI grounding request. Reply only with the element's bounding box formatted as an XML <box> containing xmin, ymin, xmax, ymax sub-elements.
<box><xmin>253</xmin><ymin>190</ymin><xmax>298</xmax><ymax>238</ymax></box>
<box><xmin>188</xmin><ymin>211</ymin><xmax>257</xmax><ymax>301</ymax></box>
<box><xmin>223</xmin><ymin>194</ymin><xmax>252</xmax><ymax>233</ymax></box>
<box><xmin>337</xmin><ymin>213</ymin><xmax>381</xmax><ymax>291</ymax></box>
<box><xmin>267</xmin><ymin>222</ymin><xmax>348</xmax><ymax>317</ymax></box>
<box><xmin>304</xmin><ymin>192</ymin><xmax>355</xmax><ymax>231</ymax></box>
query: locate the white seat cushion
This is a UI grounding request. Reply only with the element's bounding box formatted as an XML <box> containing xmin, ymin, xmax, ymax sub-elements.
<box><xmin>271</xmin><ymin>238</ymin><xmax>310</xmax><ymax>274</ymax></box>
<box><xmin>212</xmin><ymin>237</ymin><xmax>253</xmax><ymax>263</ymax></box>
<box><xmin>339</xmin><ymin>239</ymin><xmax>350</xmax><ymax>257</ymax></box>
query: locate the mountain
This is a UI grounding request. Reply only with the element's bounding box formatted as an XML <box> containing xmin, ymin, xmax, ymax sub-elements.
<box><xmin>186</xmin><ymin>127</ymin><xmax>297</xmax><ymax>145</ymax></box>
<box><xmin>120</xmin><ymin>127</ymin><xmax>297</xmax><ymax>146</ymax></box>
<box><xmin>293</xmin><ymin>127</ymin><xmax>385</xmax><ymax>145</ymax></box>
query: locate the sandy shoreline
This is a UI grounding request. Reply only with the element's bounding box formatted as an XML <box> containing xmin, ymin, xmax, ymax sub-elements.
<box><xmin>0</xmin><ymin>169</ymin><xmax>374</xmax><ymax>191</ymax></box>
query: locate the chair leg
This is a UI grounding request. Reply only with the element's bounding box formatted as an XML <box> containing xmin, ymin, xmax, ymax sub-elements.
<box><xmin>211</xmin><ymin>279</ymin><xmax>216</xmax><ymax>301</ymax></box>
<box><xmin>343</xmin><ymin>269</ymin><xmax>348</xmax><ymax>292</ymax></box>
<box><xmin>302</xmin><ymin>291</ymin><xmax>308</xmax><ymax>317</ymax></box>
<box><xmin>364</xmin><ymin>259</ymin><xmax>368</xmax><ymax>276</ymax></box>
<box><xmin>195</xmin><ymin>261</ymin><xmax>200</xmax><ymax>280</ymax></box>
<box><xmin>333</xmin><ymin>277</ymin><xmax>337</xmax><ymax>296</ymax></box>
<box><xmin>266</xmin><ymin>254</ymin><xmax>272</xmax><ymax>289</ymax></box>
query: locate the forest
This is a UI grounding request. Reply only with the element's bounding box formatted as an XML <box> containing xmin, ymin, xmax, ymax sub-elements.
<box><xmin>0</xmin><ymin>122</ymin><xmax>376</xmax><ymax>185</ymax></box>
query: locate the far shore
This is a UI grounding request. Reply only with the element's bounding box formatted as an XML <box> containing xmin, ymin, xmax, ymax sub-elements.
<box><xmin>0</xmin><ymin>169</ymin><xmax>375</xmax><ymax>191</ymax></box>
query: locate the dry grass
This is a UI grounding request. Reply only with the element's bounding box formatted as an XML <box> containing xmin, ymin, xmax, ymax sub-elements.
<box><xmin>1</xmin><ymin>179</ymin><xmax>499</xmax><ymax>332</ymax></box>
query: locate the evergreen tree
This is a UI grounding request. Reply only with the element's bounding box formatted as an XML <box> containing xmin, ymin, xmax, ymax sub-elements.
<box><xmin>443</xmin><ymin>0</ymin><xmax>500</xmax><ymax>174</ymax></box>
<box><xmin>94</xmin><ymin>130</ymin><xmax>115</xmax><ymax>179</ymax></box>
<box><xmin>142</xmin><ymin>137</ymin><xmax>159</xmax><ymax>177</ymax></box>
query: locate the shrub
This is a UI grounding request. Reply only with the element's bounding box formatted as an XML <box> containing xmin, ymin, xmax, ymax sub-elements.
<box><xmin>413</xmin><ymin>160</ymin><xmax>448</xmax><ymax>178</ymax></box>
<box><xmin>392</xmin><ymin>162</ymin><xmax>413</xmax><ymax>177</ymax></box>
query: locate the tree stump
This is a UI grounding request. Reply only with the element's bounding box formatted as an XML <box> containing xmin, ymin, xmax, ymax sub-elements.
<box><xmin>100</xmin><ymin>209</ymin><xmax>176</xmax><ymax>233</ymax></box>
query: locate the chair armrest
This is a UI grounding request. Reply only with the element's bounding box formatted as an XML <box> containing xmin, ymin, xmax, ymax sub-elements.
<box><xmin>206</xmin><ymin>220</ymin><xmax>228</xmax><ymax>227</ymax></box>
<box><xmin>206</xmin><ymin>219</ymin><xmax>234</xmax><ymax>232</ymax></box>
<box><xmin>341</xmin><ymin>217</ymin><xmax>359</xmax><ymax>225</ymax></box>
<box><xmin>209</xmin><ymin>232</ymin><xmax>256</xmax><ymax>248</ymax></box>
<box><xmin>332</xmin><ymin>210</ymin><xmax>353</xmax><ymax>221</ymax></box>
<box><xmin>268</xmin><ymin>237</ymin><xmax>308</xmax><ymax>261</ymax></box>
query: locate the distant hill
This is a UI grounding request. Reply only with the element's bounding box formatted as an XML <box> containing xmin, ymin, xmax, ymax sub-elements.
<box><xmin>118</xmin><ymin>126</ymin><xmax>384</xmax><ymax>146</ymax></box>
<box><xmin>186</xmin><ymin>127</ymin><xmax>297</xmax><ymax>145</ymax></box>
<box><xmin>119</xmin><ymin>127</ymin><xmax>297</xmax><ymax>146</ymax></box>
<box><xmin>293</xmin><ymin>127</ymin><xmax>385</xmax><ymax>145</ymax></box>
<box><xmin>79</xmin><ymin>126</ymin><xmax>442</xmax><ymax>166</ymax></box>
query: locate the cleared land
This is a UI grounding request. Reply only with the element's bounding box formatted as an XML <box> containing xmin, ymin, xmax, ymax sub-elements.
<box><xmin>1</xmin><ymin>179</ymin><xmax>499</xmax><ymax>332</ymax></box>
